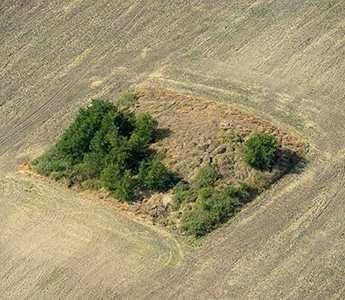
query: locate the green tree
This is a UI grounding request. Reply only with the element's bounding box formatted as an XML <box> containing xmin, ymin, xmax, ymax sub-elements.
<box><xmin>56</xmin><ymin>99</ymin><xmax>115</xmax><ymax>163</ymax></box>
<box><xmin>101</xmin><ymin>167</ymin><xmax>136</xmax><ymax>202</ymax></box>
<box><xmin>113</xmin><ymin>170</ymin><xmax>136</xmax><ymax>202</ymax></box>
<box><xmin>171</xmin><ymin>183</ymin><xmax>196</xmax><ymax>210</ymax></box>
<box><xmin>133</xmin><ymin>113</ymin><xmax>158</xmax><ymax>143</ymax></box>
<box><xmin>243</xmin><ymin>133</ymin><xmax>279</xmax><ymax>170</ymax></box>
<box><xmin>31</xmin><ymin>95</ymin><xmax>177</xmax><ymax>202</ymax></box>
<box><xmin>139</xmin><ymin>159</ymin><xmax>176</xmax><ymax>191</ymax></box>
<box><xmin>100</xmin><ymin>164</ymin><xmax>122</xmax><ymax>192</ymax></box>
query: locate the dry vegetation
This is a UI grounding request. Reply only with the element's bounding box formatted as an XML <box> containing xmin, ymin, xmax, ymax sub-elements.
<box><xmin>130</xmin><ymin>88</ymin><xmax>305</xmax><ymax>233</ymax></box>
<box><xmin>135</xmin><ymin>87</ymin><xmax>304</xmax><ymax>182</ymax></box>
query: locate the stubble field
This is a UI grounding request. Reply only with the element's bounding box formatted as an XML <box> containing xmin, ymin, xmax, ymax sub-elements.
<box><xmin>1</xmin><ymin>1</ymin><xmax>345</xmax><ymax>298</ymax></box>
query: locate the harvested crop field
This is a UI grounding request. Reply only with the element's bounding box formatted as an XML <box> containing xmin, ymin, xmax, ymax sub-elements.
<box><xmin>1</xmin><ymin>0</ymin><xmax>345</xmax><ymax>299</ymax></box>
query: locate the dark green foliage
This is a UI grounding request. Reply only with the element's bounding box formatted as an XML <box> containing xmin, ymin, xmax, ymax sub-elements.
<box><xmin>181</xmin><ymin>184</ymin><xmax>249</xmax><ymax>237</ymax></box>
<box><xmin>101</xmin><ymin>166</ymin><xmax>136</xmax><ymax>201</ymax></box>
<box><xmin>193</xmin><ymin>164</ymin><xmax>219</xmax><ymax>188</ymax></box>
<box><xmin>127</xmin><ymin>133</ymin><xmax>151</xmax><ymax>170</ymax></box>
<box><xmin>112</xmin><ymin>170</ymin><xmax>137</xmax><ymax>201</ymax></box>
<box><xmin>133</xmin><ymin>113</ymin><xmax>158</xmax><ymax>143</ymax></box>
<box><xmin>100</xmin><ymin>164</ymin><xmax>122</xmax><ymax>192</ymax></box>
<box><xmin>31</xmin><ymin>96</ymin><xmax>176</xmax><ymax>202</ymax></box>
<box><xmin>139</xmin><ymin>158</ymin><xmax>177</xmax><ymax>191</ymax></box>
<box><xmin>243</xmin><ymin>133</ymin><xmax>279</xmax><ymax>170</ymax></box>
<box><xmin>56</xmin><ymin>99</ymin><xmax>115</xmax><ymax>164</ymax></box>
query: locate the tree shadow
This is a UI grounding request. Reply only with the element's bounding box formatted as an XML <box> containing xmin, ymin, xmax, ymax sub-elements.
<box><xmin>240</xmin><ymin>148</ymin><xmax>308</xmax><ymax>205</ymax></box>
<box><xmin>275</xmin><ymin>148</ymin><xmax>308</xmax><ymax>175</ymax></box>
<box><xmin>154</xmin><ymin>127</ymin><xmax>172</xmax><ymax>142</ymax></box>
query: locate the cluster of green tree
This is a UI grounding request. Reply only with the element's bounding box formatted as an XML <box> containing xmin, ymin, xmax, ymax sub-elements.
<box><xmin>31</xmin><ymin>98</ymin><xmax>177</xmax><ymax>201</ymax></box>
<box><xmin>32</xmin><ymin>95</ymin><xmax>280</xmax><ymax>237</ymax></box>
<box><xmin>172</xmin><ymin>133</ymin><xmax>279</xmax><ymax>237</ymax></box>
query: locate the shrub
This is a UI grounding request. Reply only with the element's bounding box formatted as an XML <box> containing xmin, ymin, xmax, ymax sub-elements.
<box><xmin>171</xmin><ymin>183</ymin><xmax>196</xmax><ymax>210</ymax></box>
<box><xmin>222</xmin><ymin>182</ymin><xmax>251</xmax><ymax>203</ymax></box>
<box><xmin>116</xmin><ymin>89</ymin><xmax>138</xmax><ymax>109</ymax></box>
<box><xmin>139</xmin><ymin>158</ymin><xmax>176</xmax><ymax>191</ymax></box>
<box><xmin>82</xmin><ymin>152</ymin><xmax>105</xmax><ymax>178</ymax></box>
<box><xmin>133</xmin><ymin>113</ymin><xmax>158</xmax><ymax>143</ymax></box>
<box><xmin>81</xmin><ymin>179</ymin><xmax>102</xmax><ymax>190</ymax></box>
<box><xmin>56</xmin><ymin>99</ymin><xmax>115</xmax><ymax>163</ymax></box>
<box><xmin>180</xmin><ymin>184</ymin><xmax>250</xmax><ymax>237</ymax></box>
<box><xmin>127</xmin><ymin>133</ymin><xmax>151</xmax><ymax>169</ymax></box>
<box><xmin>193</xmin><ymin>164</ymin><xmax>219</xmax><ymax>189</ymax></box>
<box><xmin>100</xmin><ymin>164</ymin><xmax>122</xmax><ymax>192</ymax></box>
<box><xmin>112</xmin><ymin>170</ymin><xmax>137</xmax><ymax>202</ymax></box>
<box><xmin>31</xmin><ymin>148</ymin><xmax>72</xmax><ymax>176</ymax></box>
<box><xmin>243</xmin><ymin>133</ymin><xmax>279</xmax><ymax>170</ymax></box>
<box><xmin>101</xmin><ymin>166</ymin><xmax>136</xmax><ymax>202</ymax></box>
<box><xmin>181</xmin><ymin>206</ymin><xmax>215</xmax><ymax>237</ymax></box>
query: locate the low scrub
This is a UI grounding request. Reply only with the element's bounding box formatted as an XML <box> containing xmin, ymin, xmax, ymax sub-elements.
<box><xmin>172</xmin><ymin>166</ymin><xmax>251</xmax><ymax>237</ymax></box>
<box><xmin>193</xmin><ymin>164</ymin><xmax>219</xmax><ymax>189</ymax></box>
<box><xmin>31</xmin><ymin>93</ymin><xmax>176</xmax><ymax>202</ymax></box>
<box><xmin>179</xmin><ymin>183</ymin><xmax>250</xmax><ymax>237</ymax></box>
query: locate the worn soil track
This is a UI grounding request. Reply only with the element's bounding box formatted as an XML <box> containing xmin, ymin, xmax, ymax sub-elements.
<box><xmin>1</xmin><ymin>1</ymin><xmax>345</xmax><ymax>299</ymax></box>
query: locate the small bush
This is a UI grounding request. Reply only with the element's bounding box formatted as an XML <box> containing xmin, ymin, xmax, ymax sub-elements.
<box><xmin>127</xmin><ymin>133</ymin><xmax>151</xmax><ymax>169</ymax></box>
<box><xmin>243</xmin><ymin>133</ymin><xmax>279</xmax><ymax>170</ymax></box>
<box><xmin>56</xmin><ymin>99</ymin><xmax>115</xmax><ymax>164</ymax></box>
<box><xmin>100</xmin><ymin>164</ymin><xmax>122</xmax><ymax>193</ymax></box>
<box><xmin>181</xmin><ymin>206</ymin><xmax>215</xmax><ymax>237</ymax></box>
<box><xmin>112</xmin><ymin>170</ymin><xmax>137</xmax><ymax>202</ymax></box>
<box><xmin>116</xmin><ymin>89</ymin><xmax>138</xmax><ymax>109</ymax></box>
<box><xmin>31</xmin><ymin>149</ymin><xmax>72</xmax><ymax>176</ymax></box>
<box><xmin>193</xmin><ymin>164</ymin><xmax>219</xmax><ymax>189</ymax></box>
<box><xmin>81</xmin><ymin>179</ymin><xmax>102</xmax><ymax>190</ymax></box>
<box><xmin>222</xmin><ymin>182</ymin><xmax>251</xmax><ymax>202</ymax></box>
<box><xmin>180</xmin><ymin>184</ymin><xmax>250</xmax><ymax>237</ymax></box>
<box><xmin>171</xmin><ymin>183</ymin><xmax>196</xmax><ymax>210</ymax></box>
<box><xmin>139</xmin><ymin>158</ymin><xmax>176</xmax><ymax>191</ymax></box>
<box><xmin>134</xmin><ymin>113</ymin><xmax>158</xmax><ymax>143</ymax></box>
<box><xmin>101</xmin><ymin>166</ymin><xmax>136</xmax><ymax>202</ymax></box>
